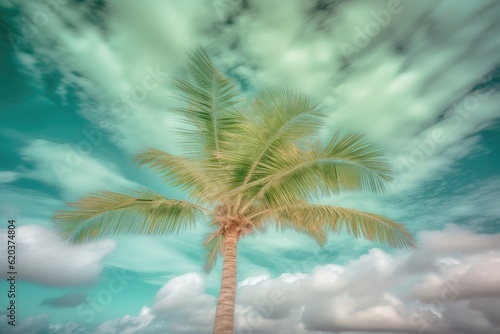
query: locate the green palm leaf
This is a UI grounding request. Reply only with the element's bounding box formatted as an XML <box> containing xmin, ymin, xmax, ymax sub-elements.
<box><xmin>218</xmin><ymin>86</ymin><xmax>324</xmax><ymax>187</ymax></box>
<box><xmin>133</xmin><ymin>147</ymin><xmax>221</xmax><ymax>203</ymax></box>
<box><xmin>203</xmin><ymin>230</ymin><xmax>224</xmax><ymax>274</ymax></box>
<box><xmin>236</xmin><ymin>132</ymin><xmax>393</xmax><ymax>210</ymax></box>
<box><xmin>171</xmin><ymin>47</ymin><xmax>242</xmax><ymax>157</ymax></box>
<box><xmin>53</xmin><ymin>190</ymin><xmax>208</xmax><ymax>243</ymax></box>
<box><xmin>252</xmin><ymin>204</ymin><xmax>416</xmax><ymax>250</ymax></box>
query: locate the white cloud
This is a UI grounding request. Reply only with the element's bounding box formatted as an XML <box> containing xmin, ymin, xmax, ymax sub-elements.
<box><xmin>94</xmin><ymin>307</ymin><xmax>155</xmax><ymax>334</ymax></box>
<box><xmin>410</xmin><ymin>251</ymin><xmax>500</xmax><ymax>302</ymax></box>
<box><xmin>19</xmin><ymin>139</ymin><xmax>137</xmax><ymax>200</ymax></box>
<box><xmin>232</xmin><ymin>225</ymin><xmax>500</xmax><ymax>334</ymax></box>
<box><xmin>0</xmin><ymin>171</ymin><xmax>20</xmax><ymax>183</ymax></box>
<box><xmin>31</xmin><ymin>225</ymin><xmax>499</xmax><ymax>334</ymax></box>
<box><xmin>0</xmin><ymin>314</ymin><xmax>52</xmax><ymax>334</ymax></box>
<box><xmin>416</xmin><ymin>224</ymin><xmax>500</xmax><ymax>255</ymax></box>
<box><xmin>94</xmin><ymin>273</ymin><xmax>215</xmax><ymax>334</ymax></box>
<box><xmin>152</xmin><ymin>273</ymin><xmax>215</xmax><ymax>328</ymax></box>
<box><xmin>0</xmin><ymin>225</ymin><xmax>115</xmax><ymax>286</ymax></box>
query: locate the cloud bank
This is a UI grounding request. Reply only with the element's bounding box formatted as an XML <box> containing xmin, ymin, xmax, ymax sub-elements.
<box><xmin>5</xmin><ymin>225</ymin><xmax>497</xmax><ymax>334</ymax></box>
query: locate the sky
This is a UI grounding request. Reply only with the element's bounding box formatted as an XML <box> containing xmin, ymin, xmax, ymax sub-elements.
<box><xmin>0</xmin><ymin>0</ymin><xmax>499</xmax><ymax>333</ymax></box>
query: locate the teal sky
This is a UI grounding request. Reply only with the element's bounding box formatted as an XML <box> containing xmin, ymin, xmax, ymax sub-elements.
<box><xmin>1</xmin><ymin>0</ymin><xmax>499</xmax><ymax>333</ymax></box>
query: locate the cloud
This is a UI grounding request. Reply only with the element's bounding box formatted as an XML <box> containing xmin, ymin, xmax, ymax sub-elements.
<box><xmin>232</xmin><ymin>225</ymin><xmax>500</xmax><ymax>334</ymax></box>
<box><xmin>0</xmin><ymin>313</ymin><xmax>88</xmax><ymax>334</ymax></box>
<box><xmin>8</xmin><ymin>0</ymin><xmax>500</xmax><ymax>196</ymax></box>
<box><xmin>0</xmin><ymin>225</ymin><xmax>115</xmax><ymax>286</ymax></box>
<box><xmin>19</xmin><ymin>139</ymin><xmax>137</xmax><ymax>200</ymax></box>
<box><xmin>94</xmin><ymin>273</ymin><xmax>215</xmax><ymax>334</ymax></box>
<box><xmin>0</xmin><ymin>171</ymin><xmax>20</xmax><ymax>183</ymax></box>
<box><xmin>321</xmin><ymin>176</ymin><xmax>500</xmax><ymax>235</ymax></box>
<box><xmin>0</xmin><ymin>185</ymin><xmax>61</xmax><ymax>221</ymax></box>
<box><xmin>152</xmin><ymin>272</ymin><xmax>215</xmax><ymax>316</ymax></box>
<box><xmin>21</xmin><ymin>224</ymin><xmax>497</xmax><ymax>334</ymax></box>
<box><xmin>410</xmin><ymin>251</ymin><xmax>500</xmax><ymax>302</ymax></box>
<box><xmin>402</xmin><ymin>224</ymin><xmax>500</xmax><ymax>271</ymax></box>
<box><xmin>236</xmin><ymin>0</ymin><xmax>500</xmax><ymax>193</ymax></box>
<box><xmin>40</xmin><ymin>291</ymin><xmax>88</xmax><ymax>308</ymax></box>
<box><xmin>94</xmin><ymin>307</ymin><xmax>155</xmax><ymax>334</ymax></box>
<box><xmin>7</xmin><ymin>0</ymin><xmax>219</xmax><ymax>155</ymax></box>
<box><xmin>0</xmin><ymin>314</ymin><xmax>52</xmax><ymax>334</ymax></box>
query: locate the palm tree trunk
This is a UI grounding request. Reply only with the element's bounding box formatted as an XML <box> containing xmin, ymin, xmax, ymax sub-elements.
<box><xmin>213</xmin><ymin>225</ymin><xmax>239</xmax><ymax>334</ymax></box>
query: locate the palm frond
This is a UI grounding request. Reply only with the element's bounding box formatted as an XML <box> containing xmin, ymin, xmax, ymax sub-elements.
<box><xmin>217</xmin><ymin>86</ymin><xmax>324</xmax><ymax>188</ymax></box>
<box><xmin>236</xmin><ymin>132</ymin><xmax>393</xmax><ymax>210</ymax></box>
<box><xmin>203</xmin><ymin>230</ymin><xmax>224</xmax><ymax>274</ymax></box>
<box><xmin>171</xmin><ymin>47</ymin><xmax>242</xmax><ymax>157</ymax></box>
<box><xmin>133</xmin><ymin>147</ymin><xmax>222</xmax><ymax>202</ymax></box>
<box><xmin>253</xmin><ymin>204</ymin><xmax>416</xmax><ymax>250</ymax></box>
<box><xmin>53</xmin><ymin>189</ymin><xmax>209</xmax><ymax>243</ymax></box>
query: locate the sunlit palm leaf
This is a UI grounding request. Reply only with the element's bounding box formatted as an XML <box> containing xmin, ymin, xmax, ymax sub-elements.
<box><xmin>218</xmin><ymin>87</ymin><xmax>324</xmax><ymax>188</ymax></box>
<box><xmin>171</xmin><ymin>47</ymin><xmax>242</xmax><ymax>157</ymax></box>
<box><xmin>133</xmin><ymin>147</ymin><xmax>222</xmax><ymax>202</ymax></box>
<box><xmin>203</xmin><ymin>230</ymin><xmax>224</xmax><ymax>274</ymax></box>
<box><xmin>53</xmin><ymin>190</ymin><xmax>209</xmax><ymax>243</ymax></box>
<box><xmin>253</xmin><ymin>204</ymin><xmax>416</xmax><ymax>250</ymax></box>
<box><xmin>235</xmin><ymin>132</ymin><xmax>393</xmax><ymax>210</ymax></box>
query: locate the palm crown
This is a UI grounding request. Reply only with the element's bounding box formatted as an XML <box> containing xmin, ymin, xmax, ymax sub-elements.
<box><xmin>53</xmin><ymin>47</ymin><xmax>415</xmax><ymax>334</ymax></box>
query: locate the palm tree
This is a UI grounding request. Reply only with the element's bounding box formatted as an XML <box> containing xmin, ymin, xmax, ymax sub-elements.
<box><xmin>53</xmin><ymin>48</ymin><xmax>416</xmax><ymax>334</ymax></box>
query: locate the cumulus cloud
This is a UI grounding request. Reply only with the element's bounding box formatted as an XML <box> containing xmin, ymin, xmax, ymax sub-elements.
<box><xmin>94</xmin><ymin>273</ymin><xmax>215</xmax><ymax>334</ymax></box>
<box><xmin>152</xmin><ymin>273</ymin><xmax>215</xmax><ymax>316</ymax></box>
<box><xmin>410</xmin><ymin>251</ymin><xmax>500</xmax><ymax>302</ymax></box>
<box><xmin>17</xmin><ymin>224</ymin><xmax>495</xmax><ymax>334</ymax></box>
<box><xmin>232</xmin><ymin>225</ymin><xmax>500</xmax><ymax>334</ymax></box>
<box><xmin>94</xmin><ymin>307</ymin><xmax>156</xmax><ymax>334</ymax></box>
<box><xmin>0</xmin><ymin>224</ymin><xmax>115</xmax><ymax>286</ymax></box>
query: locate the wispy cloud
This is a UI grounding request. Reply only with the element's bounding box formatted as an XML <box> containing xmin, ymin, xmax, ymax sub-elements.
<box><xmin>19</xmin><ymin>139</ymin><xmax>138</xmax><ymax>200</ymax></box>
